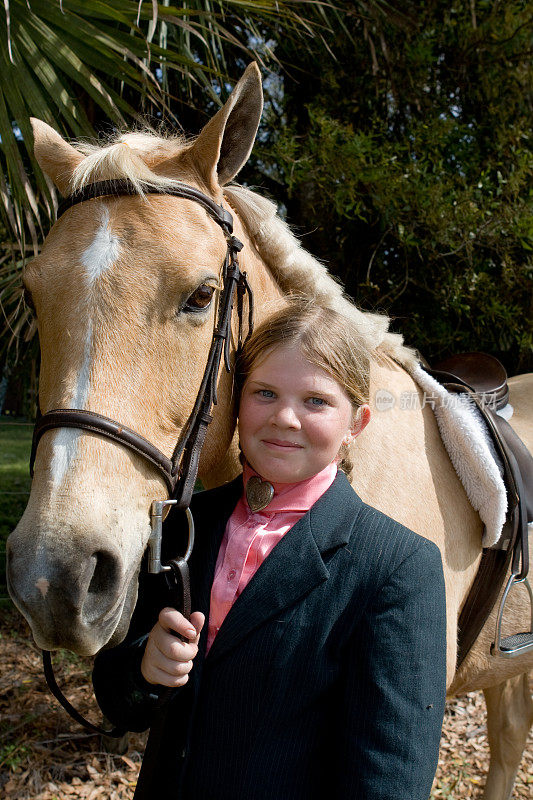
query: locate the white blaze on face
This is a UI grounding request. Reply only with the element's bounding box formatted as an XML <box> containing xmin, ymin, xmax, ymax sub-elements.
<box><xmin>81</xmin><ymin>206</ymin><xmax>121</xmax><ymax>283</ymax></box>
<box><xmin>50</xmin><ymin>205</ymin><xmax>121</xmax><ymax>487</ymax></box>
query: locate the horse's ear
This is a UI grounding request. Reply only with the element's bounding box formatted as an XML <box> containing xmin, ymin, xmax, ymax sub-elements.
<box><xmin>30</xmin><ymin>119</ymin><xmax>84</xmax><ymax>196</ymax></box>
<box><xmin>187</xmin><ymin>62</ymin><xmax>263</xmax><ymax>190</ymax></box>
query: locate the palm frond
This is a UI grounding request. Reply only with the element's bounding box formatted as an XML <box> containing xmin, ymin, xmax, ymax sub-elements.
<box><xmin>0</xmin><ymin>0</ymin><xmax>341</xmax><ymax>246</ymax></box>
<box><xmin>0</xmin><ymin>244</ymin><xmax>34</xmax><ymax>360</ymax></box>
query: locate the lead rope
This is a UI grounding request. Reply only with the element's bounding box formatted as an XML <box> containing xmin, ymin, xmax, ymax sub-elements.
<box><xmin>157</xmin><ymin>557</ymin><xmax>192</xmax><ymax>707</ymax></box>
<box><xmin>42</xmin><ymin>651</ymin><xmax>126</xmax><ymax>737</ymax></box>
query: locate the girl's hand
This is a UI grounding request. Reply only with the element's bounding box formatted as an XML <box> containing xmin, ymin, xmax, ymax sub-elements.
<box><xmin>141</xmin><ymin>608</ymin><xmax>205</xmax><ymax>687</ymax></box>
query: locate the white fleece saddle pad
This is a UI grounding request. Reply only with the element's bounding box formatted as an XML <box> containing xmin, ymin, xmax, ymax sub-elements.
<box><xmin>410</xmin><ymin>365</ymin><xmax>507</xmax><ymax>548</ymax></box>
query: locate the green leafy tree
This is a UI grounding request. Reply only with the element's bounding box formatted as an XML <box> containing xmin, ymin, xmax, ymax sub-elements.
<box><xmin>260</xmin><ymin>0</ymin><xmax>532</xmax><ymax>370</ymax></box>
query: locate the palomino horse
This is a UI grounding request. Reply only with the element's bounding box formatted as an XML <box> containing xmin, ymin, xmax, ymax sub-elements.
<box><xmin>7</xmin><ymin>64</ymin><xmax>532</xmax><ymax>798</ymax></box>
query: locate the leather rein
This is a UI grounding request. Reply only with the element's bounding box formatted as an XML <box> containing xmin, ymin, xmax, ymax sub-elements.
<box><xmin>32</xmin><ymin>178</ymin><xmax>254</xmax><ymax>737</ymax></box>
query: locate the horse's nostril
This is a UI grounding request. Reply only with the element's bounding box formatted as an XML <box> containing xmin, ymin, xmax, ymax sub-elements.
<box><xmin>82</xmin><ymin>550</ymin><xmax>122</xmax><ymax>627</ymax></box>
<box><xmin>87</xmin><ymin>550</ymin><xmax>118</xmax><ymax>596</ymax></box>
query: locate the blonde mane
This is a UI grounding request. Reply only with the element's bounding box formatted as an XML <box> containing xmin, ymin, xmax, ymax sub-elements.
<box><xmin>69</xmin><ymin>129</ymin><xmax>417</xmax><ymax>368</ymax></box>
<box><xmin>223</xmin><ymin>185</ymin><xmax>417</xmax><ymax>368</ymax></box>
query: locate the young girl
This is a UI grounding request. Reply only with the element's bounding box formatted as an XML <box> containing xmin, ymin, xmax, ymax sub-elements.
<box><xmin>93</xmin><ymin>302</ymin><xmax>446</xmax><ymax>800</ymax></box>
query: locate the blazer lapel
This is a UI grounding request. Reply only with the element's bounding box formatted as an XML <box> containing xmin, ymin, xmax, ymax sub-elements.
<box><xmin>205</xmin><ymin>471</ymin><xmax>362</xmax><ymax>665</ymax></box>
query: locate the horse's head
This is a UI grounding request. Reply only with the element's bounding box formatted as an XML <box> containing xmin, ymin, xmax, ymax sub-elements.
<box><xmin>7</xmin><ymin>64</ymin><xmax>264</xmax><ymax>655</ymax></box>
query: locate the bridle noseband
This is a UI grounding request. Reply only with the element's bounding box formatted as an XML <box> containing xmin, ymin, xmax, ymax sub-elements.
<box><xmin>30</xmin><ymin>179</ymin><xmax>253</xmax><ymax>511</ymax></box>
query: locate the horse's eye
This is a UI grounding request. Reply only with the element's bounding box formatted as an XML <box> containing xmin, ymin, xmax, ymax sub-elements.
<box><xmin>183</xmin><ymin>284</ymin><xmax>215</xmax><ymax>312</ymax></box>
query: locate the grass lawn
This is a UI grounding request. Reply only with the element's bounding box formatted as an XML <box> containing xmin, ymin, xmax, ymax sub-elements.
<box><xmin>0</xmin><ymin>417</ymin><xmax>33</xmax><ymax>602</ymax></box>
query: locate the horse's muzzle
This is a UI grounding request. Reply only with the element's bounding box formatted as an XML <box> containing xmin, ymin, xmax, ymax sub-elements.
<box><xmin>6</xmin><ymin>525</ymin><xmax>139</xmax><ymax>655</ymax></box>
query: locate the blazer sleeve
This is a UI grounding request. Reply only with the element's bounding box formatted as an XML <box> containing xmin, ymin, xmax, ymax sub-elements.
<box><xmin>334</xmin><ymin>538</ymin><xmax>447</xmax><ymax>800</ymax></box>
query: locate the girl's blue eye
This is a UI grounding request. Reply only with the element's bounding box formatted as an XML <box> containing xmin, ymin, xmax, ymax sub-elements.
<box><xmin>258</xmin><ymin>389</ymin><xmax>275</xmax><ymax>398</ymax></box>
<box><xmin>309</xmin><ymin>397</ymin><xmax>326</xmax><ymax>406</ymax></box>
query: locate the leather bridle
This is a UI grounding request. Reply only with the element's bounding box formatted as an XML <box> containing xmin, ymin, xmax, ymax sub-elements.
<box><xmin>30</xmin><ymin>178</ymin><xmax>253</xmax><ymax>510</ymax></box>
<box><xmin>32</xmin><ymin>178</ymin><xmax>254</xmax><ymax>736</ymax></box>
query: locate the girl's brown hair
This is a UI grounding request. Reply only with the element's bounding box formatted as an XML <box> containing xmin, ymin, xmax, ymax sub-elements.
<box><xmin>235</xmin><ymin>300</ymin><xmax>372</xmax><ymax>476</ymax></box>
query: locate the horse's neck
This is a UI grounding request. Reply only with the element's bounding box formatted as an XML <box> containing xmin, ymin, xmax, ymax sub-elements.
<box><xmin>351</xmin><ymin>357</ymin><xmax>482</xmax><ymax>555</ymax></box>
<box><xmin>238</xmin><ymin>221</ymin><xmax>286</xmax><ymax>319</ymax></box>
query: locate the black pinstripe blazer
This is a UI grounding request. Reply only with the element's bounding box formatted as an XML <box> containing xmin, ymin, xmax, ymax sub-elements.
<box><xmin>93</xmin><ymin>471</ymin><xmax>447</xmax><ymax>800</ymax></box>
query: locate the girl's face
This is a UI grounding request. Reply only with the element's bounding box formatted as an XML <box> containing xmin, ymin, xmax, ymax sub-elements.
<box><xmin>238</xmin><ymin>344</ymin><xmax>370</xmax><ymax>484</ymax></box>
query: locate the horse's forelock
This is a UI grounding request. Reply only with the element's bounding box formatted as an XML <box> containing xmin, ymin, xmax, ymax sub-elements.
<box><xmin>69</xmin><ymin>129</ymin><xmax>190</xmax><ymax>194</ymax></box>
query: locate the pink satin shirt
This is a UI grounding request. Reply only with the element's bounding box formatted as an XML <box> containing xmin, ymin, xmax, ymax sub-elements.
<box><xmin>206</xmin><ymin>461</ymin><xmax>338</xmax><ymax>654</ymax></box>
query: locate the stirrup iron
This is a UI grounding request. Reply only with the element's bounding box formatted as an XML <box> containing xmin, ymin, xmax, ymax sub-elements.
<box><xmin>491</xmin><ymin>573</ymin><xmax>533</xmax><ymax>658</ymax></box>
